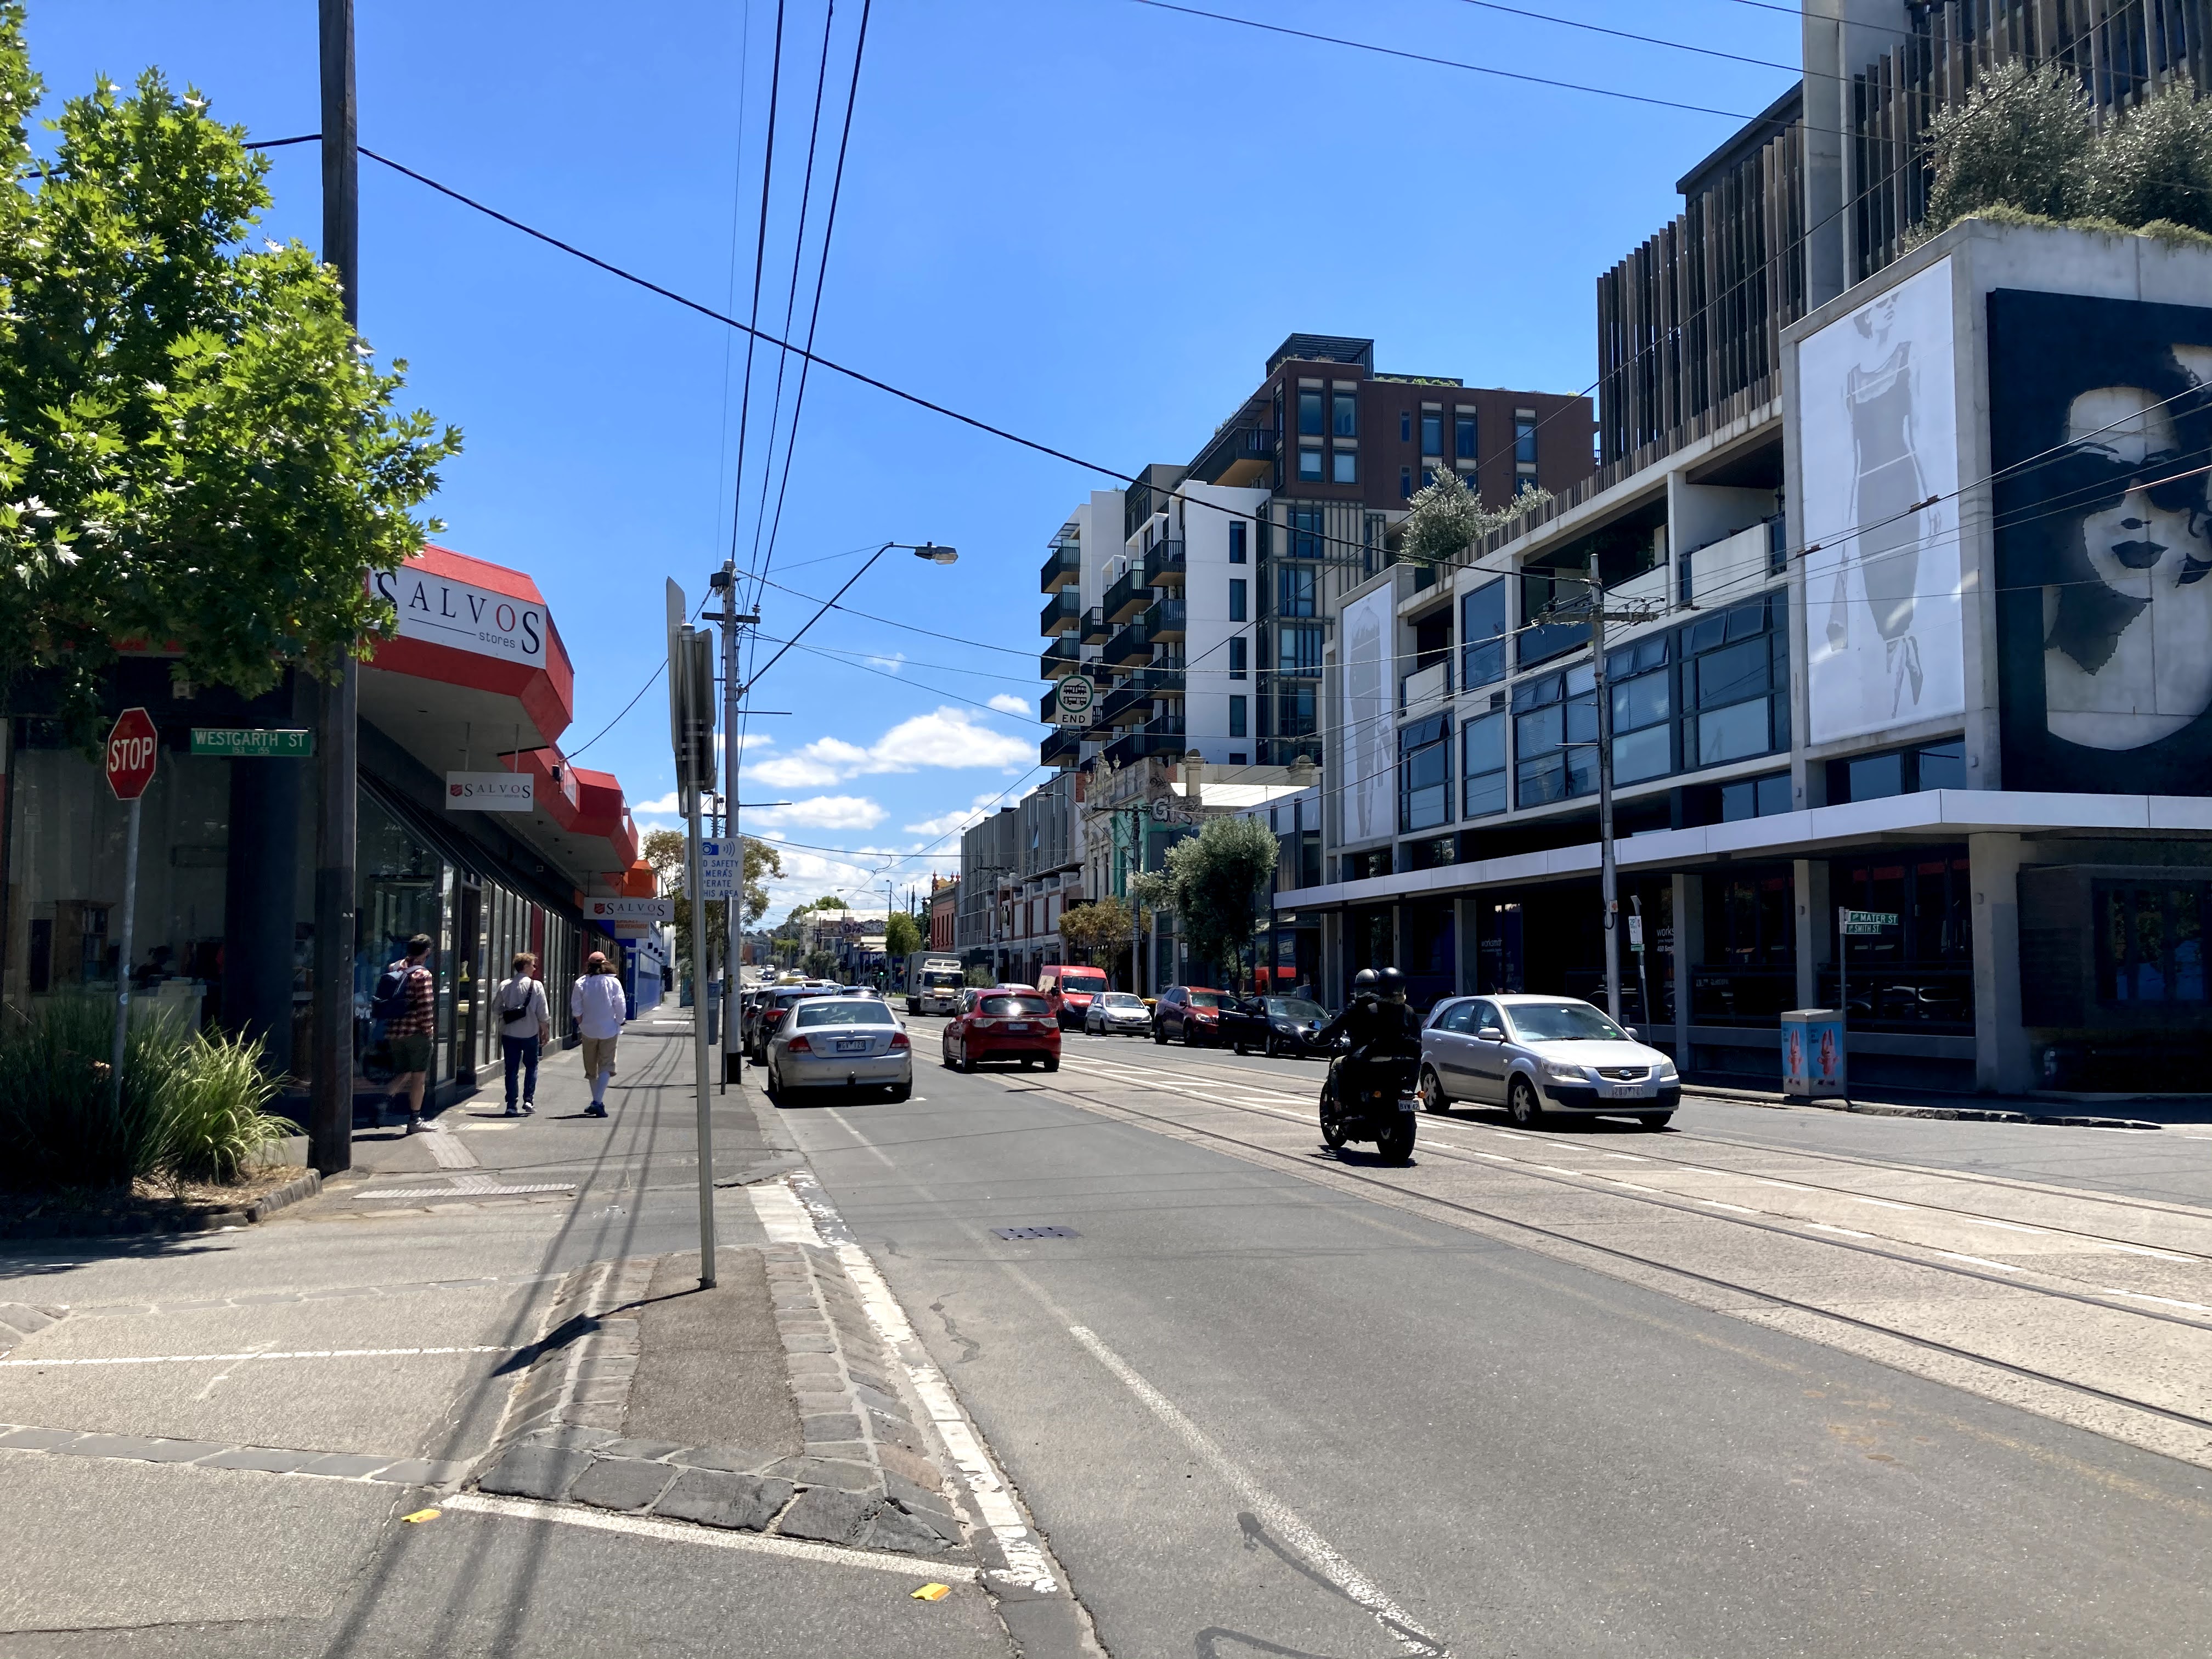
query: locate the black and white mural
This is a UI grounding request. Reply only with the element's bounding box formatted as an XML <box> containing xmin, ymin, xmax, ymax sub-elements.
<box><xmin>1798</xmin><ymin>257</ymin><xmax>1966</xmax><ymax>744</ymax></box>
<box><xmin>1990</xmin><ymin>289</ymin><xmax>2212</xmax><ymax>792</ymax></box>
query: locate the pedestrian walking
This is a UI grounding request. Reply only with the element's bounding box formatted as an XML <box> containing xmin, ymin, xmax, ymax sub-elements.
<box><xmin>373</xmin><ymin>933</ymin><xmax>436</xmax><ymax>1134</ymax></box>
<box><xmin>572</xmin><ymin>950</ymin><xmax>627</xmax><ymax>1118</ymax></box>
<box><xmin>494</xmin><ymin>951</ymin><xmax>549</xmax><ymax>1116</ymax></box>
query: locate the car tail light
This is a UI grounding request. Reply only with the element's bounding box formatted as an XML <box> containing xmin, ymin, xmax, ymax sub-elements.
<box><xmin>972</xmin><ymin>1017</ymin><xmax>996</xmax><ymax>1029</ymax></box>
<box><xmin>889</xmin><ymin>1032</ymin><xmax>910</xmax><ymax>1049</ymax></box>
<box><xmin>785</xmin><ymin>1036</ymin><xmax>812</xmax><ymax>1053</ymax></box>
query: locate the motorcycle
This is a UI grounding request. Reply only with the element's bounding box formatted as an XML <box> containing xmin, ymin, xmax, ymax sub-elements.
<box><xmin>1318</xmin><ymin>1047</ymin><xmax>1420</xmax><ymax>1161</ymax></box>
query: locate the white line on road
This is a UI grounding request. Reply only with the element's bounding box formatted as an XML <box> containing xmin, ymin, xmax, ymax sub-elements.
<box><xmin>2098</xmin><ymin>1288</ymin><xmax>2212</xmax><ymax>1313</ymax></box>
<box><xmin>439</xmin><ymin>1491</ymin><xmax>984</xmax><ymax>1578</ymax></box>
<box><xmin>1931</xmin><ymin>1251</ymin><xmax>2022</xmax><ymax>1272</ymax></box>
<box><xmin>1065</xmin><ymin>1323</ymin><xmax>1450</xmax><ymax>1658</ymax></box>
<box><xmin>0</xmin><ymin>1346</ymin><xmax>506</xmax><ymax>1368</ymax></box>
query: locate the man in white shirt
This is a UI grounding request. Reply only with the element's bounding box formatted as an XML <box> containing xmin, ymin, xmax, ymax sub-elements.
<box><xmin>571</xmin><ymin>951</ymin><xmax>628</xmax><ymax>1118</ymax></box>
<box><xmin>494</xmin><ymin>952</ymin><xmax>550</xmax><ymax>1116</ymax></box>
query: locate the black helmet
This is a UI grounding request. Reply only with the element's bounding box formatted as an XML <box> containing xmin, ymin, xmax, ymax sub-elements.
<box><xmin>1378</xmin><ymin>967</ymin><xmax>1408</xmax><ymax>1003</ymax></box>
<box><xmin>1351</xmin><ymin>968</ymin><xmax>1380</xmax><ymax>999</ymax></box>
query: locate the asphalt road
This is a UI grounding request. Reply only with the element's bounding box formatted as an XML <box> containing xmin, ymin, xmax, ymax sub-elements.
<box><xmin>772</xmin><ymin>1019</ymin><xmax>2212</xmax><ymax>1659</ymax></box>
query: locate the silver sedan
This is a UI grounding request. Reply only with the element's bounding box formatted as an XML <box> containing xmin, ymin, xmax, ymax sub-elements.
<box><xmin>765</xmin><ymin>997</ymin><xmax>913</xmax><ymax>1101</ymax></box>
<box><xmin>1418</xmin><ymin>993</ymin><xmax>1681</xmax><ymax>1129</ymax></box>
<box><xmin>1084</xmin><ymin>991</ymin><xmax>1154</xmax><ymax>1036</ymax></box>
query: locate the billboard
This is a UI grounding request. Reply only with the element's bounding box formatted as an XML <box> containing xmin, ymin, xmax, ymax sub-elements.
<box><xmin>1339</xmin><ymin>584</ymin><xmax>1395</xmax><ymax>844</ymax></box>
<box><xmin>1797</xmin><ymin>256</ymin><xmax>1965</xmax><ymax>744</ymax></box>
<box><xmin>1990</xmin><ymin>289</ymin><xmax>2212</xmax><ymax>791</ymax></box>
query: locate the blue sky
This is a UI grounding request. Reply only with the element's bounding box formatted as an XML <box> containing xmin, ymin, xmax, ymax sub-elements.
<box><xmin>33</xmin><ymin>1</ymin><xmax>1802</xmax><ymax>919</ymax></box>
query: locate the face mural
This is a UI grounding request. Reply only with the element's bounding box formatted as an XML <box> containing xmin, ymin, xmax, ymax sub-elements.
<box><xmin>1990</xmin><ymin>290</ymin><xmax>2212</xmax><ymax>790</ymax></box>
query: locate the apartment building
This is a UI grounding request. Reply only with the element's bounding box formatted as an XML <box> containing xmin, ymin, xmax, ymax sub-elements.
<box><xmin>1041</xmin><ymin>340</ymin><xmax>1593</xmax><ymax>779</ymax></box>
<box><xmin>1291</xmin><ymin>0</ymin><xmax>2212</xmax><ymax>1096</ymax></box>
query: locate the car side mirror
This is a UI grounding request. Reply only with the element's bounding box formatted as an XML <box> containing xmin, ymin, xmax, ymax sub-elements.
<box><xmin>1478</xmin><ymin>1026</ymin><xmax>1506</xmax><ymax>1042</ymax></box>
<box><xmin>1624</xmin><ymin>1027</ymin><xmax>1639</xmax><ymax>1042</ymax></box>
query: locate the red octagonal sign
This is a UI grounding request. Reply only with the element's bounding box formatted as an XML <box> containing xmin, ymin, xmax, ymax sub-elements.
<box><xmin>104</xmin><ymin>707</ymin><xmax>159</xmax><ymax>802</ymax></box>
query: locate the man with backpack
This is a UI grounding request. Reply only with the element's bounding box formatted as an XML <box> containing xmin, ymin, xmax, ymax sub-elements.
<box><xmin>372</xmin><ymin>933</ymin><xmax>437</xmax><ymax>1134</ymax></box>
<box><xmin>493</xmin><ymin>951</ymin><xmax>550</xmax><ymax>1116</ymax></box>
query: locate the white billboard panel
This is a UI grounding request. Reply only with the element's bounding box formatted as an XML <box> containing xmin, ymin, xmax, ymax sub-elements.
<box><xmin>1339</xmin><ymin>584</ymin><xmax>1395</xmax><ymax>843</ymax></box>
<box><xmin>1797</xmin><ymin>256</ymin><xmax>1964</xmax><ymax>744</ymax></box>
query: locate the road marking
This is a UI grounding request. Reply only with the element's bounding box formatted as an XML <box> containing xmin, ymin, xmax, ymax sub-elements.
<box><xmin>1850</xmin><ymin>1197</ymin><xmax>1916</xmax><ymax>1211</ymax></box>
<box><xmin>1752</xmin><ymin>1179</ymin><xmax>1814</xmax><ymax>1192</ymax></box>
<box><xmin>356</xmin><ymin>1176</ymin><xmax>575</xmax><ymax>1200</ymax></box>
<box><xmin>1066</xmin><ymin>1323</ymin><xmax>1449</xmax><ymax>1658</ymax></box>
<box><xmin>440</xmin><ymin>1491</ymin><xmax>984</xmax><ymax>1578</ymax></box>
<box><xmin>0</xmin><ymin>1346</ymin><xmax>505</xmax><ymax>1368</ymax></box>
<box><xmin>747</xmin><ymin>1181</ymin><xmax>819</xmax><ymax>1246</ymax></box>
<box><xmin>1694</xmin><ymin>1199</ymin><xmax>1760</xmax><ymax>1214</ymax></box>
<box><xmin>1932</xmin><ymin>1251</ymin><xmax>2021</xmax><ymax>1272</ymax></box>
<box><xmin>1807</xmin><ymin>1222</ymin><xmax>1876</xmax><ymax>1239</ymax></box>
<box><xmin>1602</xmin><ymin>1152</ymin><xmax>1649</xmax><ymax>1161</ymax></box>
<box><xmin>1956</xmin><ymin>1217</ymin><xmax>2049</xmax><ymax>1235</ymax></box>
<box><xmin>2095</xmin><ymin>1242</ymin><xmax>2197</xmax><ymax>1262</ymax></box>
<box><xmin>2098</xmin><ymin>1288</ymin><xmax>2212</xmax><ymax>1313</ymax></box>
<box><xmin>422</xmin><ymin>1127</ymin><xmax>478</xmax><ymax>1170</ymax></box>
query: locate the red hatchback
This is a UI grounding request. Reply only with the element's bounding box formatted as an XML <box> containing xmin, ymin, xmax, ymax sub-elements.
<box><xmin>942</xmin><ymin>988</ymin><xmax>1062</xmax><ymax>1074</ymax></box>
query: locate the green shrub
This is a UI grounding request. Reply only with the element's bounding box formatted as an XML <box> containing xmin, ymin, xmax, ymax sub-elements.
<box><xmin>0</xmin><ymin>997</ymin><xmax>292</xmax><ymax>1190</ymax></box>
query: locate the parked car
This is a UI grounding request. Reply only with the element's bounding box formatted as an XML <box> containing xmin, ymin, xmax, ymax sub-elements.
<box><xmin>1083</xmin><ymin>990</ymin><xmax>1154</xmax><ymax>1036</ymax></box>
<box><xmin>1220</xmin><ymin>995</ymin><xmax>1339</xmax><ymax>1058</ymax></box>
<box><xmin>1038</xmin><ymin>964</ymin><xmax>1110</xmax><ymax>1029</ymax></box>
<box><xmin>746</xmin><ymin>984</ymin><xmax>840</xmax><ymax>1063</ymax></box>
<box><xmin>1417</xmin><ymin>994</ymin><xmax>1681</xmax><ymax>1129</ymax></box>
<box><xmin>1150</xmin><ymin>985</ymin><xmax>1229</xmax><ymax>1046</ymax></box>
<box><xmin>765</xmin><ymin>996</ymin><xmax>913</xmax><ymax>1101</ymax></box>
<box><xmin>941</xmin><ymin>988</ymin><xmax>1061</xmax><ymax>1073</ymax></box>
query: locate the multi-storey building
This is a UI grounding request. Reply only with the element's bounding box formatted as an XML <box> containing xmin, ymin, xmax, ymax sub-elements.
<box><xmin>1293</xmin><ymin>0</ymin><xmax>2212</xmax><ymax>1097</ymax></box>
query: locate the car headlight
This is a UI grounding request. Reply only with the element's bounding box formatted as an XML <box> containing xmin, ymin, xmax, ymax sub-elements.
<box><xmin>1657</xmin><ymin>1060</ymin><xmax>1679</xmax><ymax>1081</ymax></box>
<box><xmin>1541</xmin><ymin>1060</ymin><xmax>1587</xmax><ymax>1085</ymax></box>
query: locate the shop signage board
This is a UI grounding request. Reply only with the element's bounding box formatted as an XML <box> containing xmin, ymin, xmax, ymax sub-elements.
<box><xmin>373</xmin><ymin>566</ymin><xmax>548</xmax><ymax>666</ymax></box>
<box><xmin>104</xmin><ymin>708</ymin><xmax>159</xmax><ymax>800</ymax></box>
<box><xmin>191</xmin><ymin>727</ymin><xmax>314</xmax><ymax>758</ymax></box>
<box><xmin>446</xmin><ymin>772</ymin><xmax>534</xmax><ymax>812</ymax></box>
<box><xmin>588</xmin><ymin>897</ymin><xmax>674</xmax><ymax>923</ymax></box>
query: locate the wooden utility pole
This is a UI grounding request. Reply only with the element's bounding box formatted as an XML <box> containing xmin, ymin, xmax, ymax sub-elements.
<box><xmin>309</xmin><ymin>0</ymin><xmax>359</xmax><ymax>1176</ymax></box>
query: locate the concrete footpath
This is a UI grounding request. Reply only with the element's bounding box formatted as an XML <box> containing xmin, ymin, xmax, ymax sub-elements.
<box><xmin>0</xmin><ymin>1017</ymin><xmax>1036</xmax><ymax>1659</ymax></box>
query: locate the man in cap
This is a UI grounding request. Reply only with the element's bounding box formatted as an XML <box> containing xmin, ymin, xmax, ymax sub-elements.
<box><xmin>572</xmin><ymin>950</ymin><xmax>628</xmax><ymax>1118</ymax></box>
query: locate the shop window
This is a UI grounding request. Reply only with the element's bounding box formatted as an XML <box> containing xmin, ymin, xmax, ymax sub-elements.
<box><xmin>1462</xmin><ymin>708</ymin><xmax>1507</xmax><ymax>819</ymax></box>
<box><xmin>1513</xmin><ymin>665</ymin><xmax>1596</xmax><ymax>808</ymax></box>
<box><xmin>1400</xmin><ymin>713</ymin><xmax>1453</xmax><ymax>833</ymax></box>
<box><xmin>2096</xmin><ymin>881</ymin><xmax>2209</xmax><ymax>1005</ymax></box>
<box><xmin>1606</xmin><ymin>633</ymin><xmax>1671</xmax><ymax>784</ymax></box>
<box><xmin>1460</xmin><ymin>580</ymin><xmax>1506</xmax><ymax>690</ymax></box>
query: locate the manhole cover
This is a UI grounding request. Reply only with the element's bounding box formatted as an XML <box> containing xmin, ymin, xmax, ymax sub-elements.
<box><xmin>992</xmin><ymin>1226</ymin><xmax>1080</xmax><ymax>1240</ymax></box>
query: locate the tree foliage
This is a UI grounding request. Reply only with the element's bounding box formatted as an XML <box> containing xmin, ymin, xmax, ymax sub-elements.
<box><xmin>1162</xmin><ymin>815</ymin><xmax>1278</xmax><ymax>991</ymax></box>
<box><xmin>1058</xmin><ymin>896</ymin><xmax>1132</xmax><ymax>965</ymax></box>
<box><xmin>0</xmin><ymin>15</ymin><xmax>461</xmax><ymax>737</ymax></box>
<box><xmin>884</xmin><ymin>911</ymin><xmax>922</xmax><ymax>958</ymax></box>
<box><xmin>2091</xmin><ymin>75</ymin><xmax>2212</xmax><ymax>233</ymax></box>
<box><xmin>1397</xmin><ymin>465</ymin><xmax>1553</xmax><ymax>571</ymax></box>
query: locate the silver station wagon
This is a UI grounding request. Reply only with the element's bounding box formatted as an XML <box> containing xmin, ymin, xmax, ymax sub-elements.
<box><xmin>765</xmin><ymin>996</ymin><xmax>914</xmax><ymax>1102</ymax></box>
<box><xmin>1418</xmin><ymin>994</ymin><xmax>1681</xmax><ymax>1130</ymax></box>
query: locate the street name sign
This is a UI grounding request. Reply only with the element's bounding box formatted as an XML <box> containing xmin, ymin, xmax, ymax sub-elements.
<box><xmin>1839</xmin><ymin>909</ymin><xmax>1898</xmax><ymax>936</ymax></box>
<box><xmin>104</xmin><ymin>708</ymin><xmax>159</xmax><ymax>801</ymax></box>
<box><xmin>191</xmin><ymin>727</ymin><xmax>314</xmax><ymax>758</ymax></box>
<box><xmin>446</xmin><ymin>772</ymin><xmax>534</xmax><ymax>812</ymax></box>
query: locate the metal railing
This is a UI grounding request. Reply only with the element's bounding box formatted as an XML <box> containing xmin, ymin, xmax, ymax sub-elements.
<box><xmin>1040</xmin><ymin>636</ymin><xmax>1081</xmax><ymax>679</ymax></box>
<box><xmin>1104</xmin><ymin>566</ymin><xmax>1152</xmax><ymax>624</ymax></box>
<box><xmin>1142</xmin><ymin>539</ymin><xmax>1186</xmax><ymax>587</ymax></box>
<box><xmin>1141</xmin><ymin>596</ymin><xmax>1186</xmax><ymax>641</ymax></box>
<box><xmin>1040</xmin><ymin>541</ymin><xmax>1080</xmax><ymax>594</ymax></box>
<box><xmin>1040</xmin><ymin>587</ymin><xmax>1082</xmax><ymax>636</ymax></box>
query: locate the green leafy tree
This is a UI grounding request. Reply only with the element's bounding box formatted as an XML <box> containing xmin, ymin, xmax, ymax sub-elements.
<box><xmin>1058</xmin><ymin>896</ymin><xmax>1131</xmax><ymax>966</ymax></box>
<box><xmin>812</xmin><ymin>894</ymin><xmax>848</xmax><ymax>911</ymax></box>
<box><xmin>1163</xmin><ymin>816</ymin><xmax>1278</xmax><ymax>992</ymax></box>
<box><xmin>1397</xmin><ymin>465</ymin><xmax>1553</xmax><ymax>571</ymax></box>
<box><xmin>2089</xmin><ymin>75</ymin><xmax>2212</xmax><ymax>233</ymax></box>
<box><xmin>0</xmin><ymin>20</ymin><xmax>460</xmax><ymax>737</ymax></box>
<box><xmin>884</xmin><ymin>911</ymin><xmax>922</xmax><ymax>958</ymax></box>
<box><xmin>1924</xmin><ymin>61</ymin><xmax>2097</xmax><ymax>233</ymax></box>
<box><xmin>802</xmin><ymin>948</ymin><xmax>837</xmax><ymax>981</ymax></box>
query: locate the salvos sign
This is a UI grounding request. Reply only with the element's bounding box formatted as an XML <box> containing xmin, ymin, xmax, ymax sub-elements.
<box><xmin>373</xmin><ymin>567</ymin><xmax>548</xmax><ymax>666</ymax></box>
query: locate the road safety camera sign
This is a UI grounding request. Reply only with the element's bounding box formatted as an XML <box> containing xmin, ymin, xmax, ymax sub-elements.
<box><xmin>446</xmin><ymin>772</ymin><xmax>534</xmax><ymax>812</ymax></box>
<box><xmin>589</xmin><ymin>897</ymin><xmax>674</xmax><ymax>923</ymax></box>
<box><xmin>698</xmin><ymin>838</ymin><xmax>743</xmax><ymax>900</ymax></box>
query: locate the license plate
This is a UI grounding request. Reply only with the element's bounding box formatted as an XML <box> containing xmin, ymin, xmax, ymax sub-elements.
<box><xmin>1604</xmin><ymin>1082</ymin><xmax>1644</xmax><ymax>1098</ymax></box>
<box><xmin>1397</xmin><ymin>1097</ymin><xmax>1416</xmax><ymax>1111</ymax></box>
<box><xmin>1006</xmin><ymin>1022</ymin><xmax>1030</xmax><ymax>1032</ymax></box>
<box><xmin>836</xmin><ymin>1039</ymin><xmax>869</xmax><ymax>1053</ymax></box>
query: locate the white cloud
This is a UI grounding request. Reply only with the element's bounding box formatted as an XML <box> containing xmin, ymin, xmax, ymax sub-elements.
<box><xmin>751</xmin><ymin>707</ymin><xmax>1031</xmax><ymax>789</ymax></box>
<box><xmin>986</xmin><ymin>692</ymin><xmax>1034</xmax><ymax>717</ymax></box>
<box><xmin>748</xmin><ymin>795</ymin><xmax>885</xmax><ymax>830</ymax></box>
<box><xmin>631</xmin><ymin>791</ymin><xmax>681</xmax><ymax>816</ymax></box>
<box><xmin>865</xmin><ymin>651</ymin><xmax>907</xmax><ymax>674</ymax></box>
<box><xmin>903</xmin><ymin>791</ymin><xmax>1004</xmax><ymax>839</ymax></box>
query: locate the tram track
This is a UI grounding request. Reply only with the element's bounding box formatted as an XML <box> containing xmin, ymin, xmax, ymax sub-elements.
<box><xmin>1011</xmin><ymin>1057</ymin><xmax>2212</xmax><ymax>1449</ymax></box>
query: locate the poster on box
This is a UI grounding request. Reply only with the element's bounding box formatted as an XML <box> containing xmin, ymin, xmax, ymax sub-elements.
<box><xmin>1989</xmin><ymin>289</ymin><xmax>2212</xmax><ymax>791</ymax></box>
<box><xmin>1797</xmin><ymin>257</ymin><xmax>1965</xmax><ymax>744</ymax></box>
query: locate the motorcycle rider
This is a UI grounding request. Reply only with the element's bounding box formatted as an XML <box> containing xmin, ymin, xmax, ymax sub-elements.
<box><xmin>1321</xmin><ymin>967</ymin><xmax>1423</xmax><ymax>1115</ymax></box>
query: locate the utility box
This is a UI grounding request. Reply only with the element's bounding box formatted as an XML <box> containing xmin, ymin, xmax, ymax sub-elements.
<box><xmin>1780</xmin><ymin>1009</ymin><xmax>1846</xmax><ymax>1101</ymax></box>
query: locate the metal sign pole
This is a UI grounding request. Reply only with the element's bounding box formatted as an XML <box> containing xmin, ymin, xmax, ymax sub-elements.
<box><xmin>669</xmin><ymin>582</ymin><xmax>718</xmax><ymax>1289</ymax></box>
<box><xmin>110</xmin><ymin>797</ymin><xmax>141</xmax><ymax>1089</ymax></box>
<box><xmin>1837</xmin><ymin>904</ymin><xmax>1849</xmax><ymax>1107</ymax></box>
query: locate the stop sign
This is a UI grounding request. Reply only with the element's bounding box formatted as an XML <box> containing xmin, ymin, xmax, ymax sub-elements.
<box><xmin>104</xmin><ymin>707</ymin><xmax>159</xmax><ymax>801</ymax></box>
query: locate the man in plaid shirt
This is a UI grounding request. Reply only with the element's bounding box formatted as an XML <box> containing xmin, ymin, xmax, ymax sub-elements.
<box><xmin>383</xmin><ymin>933</ymin><xmax>437</xmax><ymax>1134</ymax></box>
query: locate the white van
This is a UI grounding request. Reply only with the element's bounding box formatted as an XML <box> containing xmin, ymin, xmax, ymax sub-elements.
<box><xmin>905</xmin><ymin>956</ymin><xmax>967</xmax><ymax>1015</ymax></box>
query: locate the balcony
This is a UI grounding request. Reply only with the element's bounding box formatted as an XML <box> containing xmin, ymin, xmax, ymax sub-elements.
<box><xmin>1040</xmin><ymin>587</ymin><xmax>1082</xmax><ymax>636</ymax></box>
<box><xmin>1041</xmin><ymin>727</ymin><xmax>1081</xmax><ymax>768</ymax></box>
<box><xmin>1189</xmin><ymin>424</ymin><xmax>1279</xmax><ymax>488</ymax></box>
<box><xmin>1142</xmin><ymin>539</ymin><xmax>1186</xmax><ymax>588</ymax></box>
<box><xmin>1103</xmin><ymin>727</ymin><xmax>1189</xmax><ymax>768</ymax></box>
<box><xmin>1040</xmin><ymin>636</ymin><xmax>1082</xmax><ymax>679</ymax></box>
<box><xmin>1400</xmin><ymin>657</ymin><xmax>1451</xmax><ymax>714</ymax></box>
<box><xmin>1141</xmin><ymin>596</ymin><xmax>1186</xmax><ymax>642</ymax></box>
<box><xmin>1100</xmin><ymin>668</ymin><xmax>1184</xmax><ymax>726</ymax></box>
<box><xmin>1101</xmin><ymin>616</ymin><xmax>1154</xmax><ymax>667</ymax></box>
<box><xmin>1104</xmin><ymin>565</ymin><xmax>1152</xmax><ymax>624</ymax></box>
<box><xmin>1080</xmin><ymin>605</ymin><xmax>1109</xmax><ymax>645</ymax></box>
<box><xmin>1040</xmin><ymin>540</ymin><xmax>1080</xmax><ymax>594</ymax></box>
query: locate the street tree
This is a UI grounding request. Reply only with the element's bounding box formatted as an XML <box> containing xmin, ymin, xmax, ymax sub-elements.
<box><xmin>1059</xmin><ymin>896</ymin><xmax>1132</xmax><ymax>967</ymax></box>
<box><xmin>0</xmin><ymin>18</ymin><xmax>461</xmax><ymax>738</ymax></box>
<box><xmin>812</xmin><ymin>895</ymin><xmax>848</xmax><ymax>910</ymax></box>
<box><xmin>1163</xmin><ymin>816</ymin><xmax>1278</xmax><ymax>992</ymax></box>
<box><xmin>884</xmin><ymin>911</ymin><xmax>922</xmax><ymax>959</ymax></box>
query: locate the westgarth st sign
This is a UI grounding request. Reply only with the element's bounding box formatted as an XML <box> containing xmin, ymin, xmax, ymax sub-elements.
<box><xmin>373</xmin><ymin>567</ymin><xmax>546</xmax><ymax>666</ymax></box>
